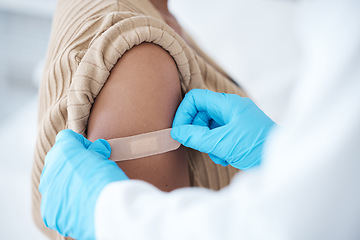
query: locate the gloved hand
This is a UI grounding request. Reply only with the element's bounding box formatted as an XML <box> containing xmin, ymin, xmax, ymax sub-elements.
<box><xmin>39</xmin><ymin>129</ymin><xmax>128</xmax><ymax>240</ymax></box>
<box><xmin>171</xmin><ymin>89</ymin><xmax>276</xmax><ymax>170</ymax></box>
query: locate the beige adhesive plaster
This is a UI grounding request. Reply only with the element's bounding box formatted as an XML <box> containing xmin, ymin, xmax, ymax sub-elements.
<box><xmin>107</xmin><ymin>128</ymin><xmax>181</xmax><ymax>162</ymax></box>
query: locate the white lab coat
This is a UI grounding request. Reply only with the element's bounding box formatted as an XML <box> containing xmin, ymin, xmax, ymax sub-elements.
<box><xmin>94</xmin><ymin>0</ymin><xmax>360</xmax><ymax>239</ymax></box>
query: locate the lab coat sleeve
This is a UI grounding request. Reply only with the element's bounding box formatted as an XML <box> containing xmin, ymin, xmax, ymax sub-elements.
<box><xmin>95</xmin><ymin>0</ymin><xmax>360</xmax><ymax>239</ymax></box>
<box><xmin>95</xmin><ymin>180</ymin><xmax>240</xmax><ymax>240</ymax></box>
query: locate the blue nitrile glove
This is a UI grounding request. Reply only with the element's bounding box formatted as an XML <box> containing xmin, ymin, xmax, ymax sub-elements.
<box><xmin>171</xmin><ymin>89</ymin><xmax>276</xmax><ymax>170</ymax></box>
<box><xmin>39</xmin><ymin>129</ymin><xmax>128</xmax><ymax>240</ymax></box>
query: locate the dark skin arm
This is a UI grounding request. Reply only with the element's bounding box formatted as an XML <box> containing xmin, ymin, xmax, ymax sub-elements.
<box><xmin>87</xmin><ymin>43</ymin><xmax>190</xmax><ymax>192</ymax></box>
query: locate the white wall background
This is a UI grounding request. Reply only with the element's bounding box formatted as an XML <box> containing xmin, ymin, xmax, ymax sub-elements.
<box><xmin>0</xmin><ymin>0</ymin><xmax>54</xmax><ymax>239</ymax></box>
<box><xmin>170</xmin><ymin>0</ymin><xmax>300</xmax><ymax>122</ymax></box>
<box><xmin>0</xmin><ymin>0</ymin><xmax>299</xmax><ymax>239</ymax></box>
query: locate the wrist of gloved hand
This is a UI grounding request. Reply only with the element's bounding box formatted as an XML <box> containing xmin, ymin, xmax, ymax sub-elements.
<box><xmin>171</xmin><ymin>89</ymin><xmax>276</xmax><ymax>170</ymax></box>
<box><xmin>39</xmin><ymin>129</ymin><xmax>129</xmax><ymax>239</ymax></box>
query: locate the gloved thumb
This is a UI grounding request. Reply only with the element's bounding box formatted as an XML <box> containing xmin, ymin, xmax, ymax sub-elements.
<box><xmin>88</xmin><ymin>139</ymin><xmax>111</xmax><ymax>159</ymax></box>
<box><xmin>171</xmin><ymin>125</ymin><xmax>215</xmax><ymax>154</ymax></box>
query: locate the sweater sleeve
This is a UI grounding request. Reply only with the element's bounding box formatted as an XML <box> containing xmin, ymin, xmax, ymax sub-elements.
<box><xmin>67</xmin><ymin>12</ymin><xmax>203</xmax><ymax>134</ymax></box>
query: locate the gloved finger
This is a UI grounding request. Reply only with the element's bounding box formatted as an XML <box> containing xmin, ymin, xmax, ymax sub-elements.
<box><xmin>171</xmin><ymin>125</ymin><xmax>222</xmax><ymax>154</ymax></box>
<box><xmin>172</xmin><ymin>90</ymin><xmax>201</xmax><ymax>127</ymax></box>
<box><xmin>172</xmin><ymin>89</ymin><xmax>228</xmax><ymax>128</ymax></box>
<box><xmin>55</xmin><ymin>129</ymin><xmax>92</xmax><ymax>148</ymax></box>
<box><xmin>87</xmin><ymin>139</ymin><xmax>111</xmax><ymax>159</ymax></box>
<box><xmin>209</xmin><ymin>154</ymin><xmax>229</xmax><ymax>166</ymax></box>
<box><xmin>209</xmin><ymin>119</ymin><xmax>221</xmax><ymax>129</ymax></box>
<box><xmin>191</xmin><ymin>111</ymin><xmax>222</xmax><ymax>130</ymax></box>
<box><xmin>192</xmin><ymin>111</ymin><xmax>210</xmax><ymax>126</ymax></box>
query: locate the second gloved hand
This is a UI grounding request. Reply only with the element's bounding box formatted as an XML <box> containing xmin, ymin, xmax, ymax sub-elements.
<box><xmin>39</xmin><ymin>129</ymin><xmax>129</xmax><ymax>240</ymax></box>
<box><xmin>171</xmin><ymin>89</ymin><xmax>276</xmax><ymax>170</ymax></box>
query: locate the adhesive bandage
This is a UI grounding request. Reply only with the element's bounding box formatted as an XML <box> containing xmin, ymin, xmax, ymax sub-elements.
<box><xmin>107</xmin><ymin>128</ymin><xmax>181</xmax><ymax>162</ymax></box>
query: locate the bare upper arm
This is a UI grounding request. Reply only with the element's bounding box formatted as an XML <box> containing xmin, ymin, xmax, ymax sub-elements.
<box><xmin>87</xmin><ymin>43</ymin><xmax>190</xmax><ymax>191</ymax></box>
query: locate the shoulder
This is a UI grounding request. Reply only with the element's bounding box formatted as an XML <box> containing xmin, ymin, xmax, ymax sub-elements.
<box><xmin>87</xmin><ymin>42</ymin><xmax>181</xmax><ymax>140</ymax></box>
<box><xmin>109</xmin><ymin>43</ymin><xmax>179</xmax><ymax>87</ymax></box>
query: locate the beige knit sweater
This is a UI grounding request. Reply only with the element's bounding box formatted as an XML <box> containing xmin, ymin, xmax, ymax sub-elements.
<box><xmin>32</xmin><ymin>0</ymin><xmax>247</xmax><ymax>239</ymax></box>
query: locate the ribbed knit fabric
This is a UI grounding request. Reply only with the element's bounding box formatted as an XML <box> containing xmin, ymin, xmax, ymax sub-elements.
<box><xmin>32</xmin><ymin>0</ymin><xmax>247</xmax><ymax>239</ymax></box>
